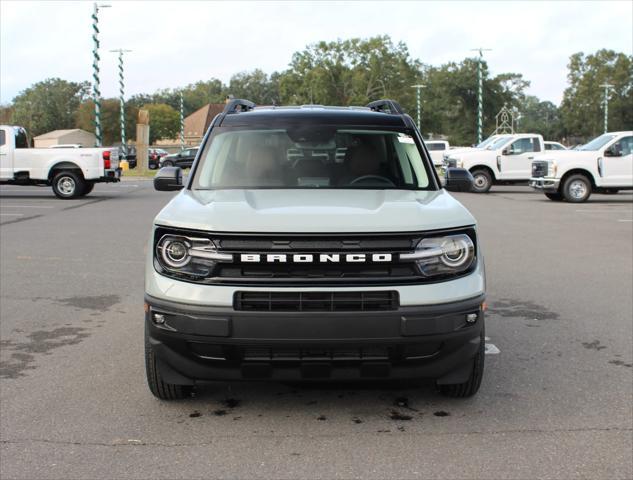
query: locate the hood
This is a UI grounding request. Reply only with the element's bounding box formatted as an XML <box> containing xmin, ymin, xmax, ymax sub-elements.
<box><xmin>154</xmin><ymin>189</ymin><xmax>476</xmax><ymax>233</ymax></box>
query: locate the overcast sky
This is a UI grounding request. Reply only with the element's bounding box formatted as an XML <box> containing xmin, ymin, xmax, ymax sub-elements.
<box><xmin>1</xmin><ymin>0</ymin><xmax>632</xmax><ymax>106</ymax></box>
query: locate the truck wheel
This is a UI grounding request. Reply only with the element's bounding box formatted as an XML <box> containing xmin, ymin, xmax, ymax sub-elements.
<box><xmin>80</xmin><ymin>182</ymin><xmax>95</xmax><ymax>196</ymax></box>
<box><xmin>162</xmin><ymin>160</ymin><xmax>174</xmax><ymax>167</ymax></box>
<box><xmin>471</xmin><ymin>169</ymin><xmax>492</xmax><ymax>193</ymax></box>
<box><xmin>545</xmin><ymin>192</ymin><xmax>563</xmax><ymax>201</ymax></box>
<box><xmin>52</xmin><ymin>171</ymin><xmax>85</xmax><ymax>199</ymax></box>
<box><xmin>437</xmin><ymin>329</ymin><xmax>485</xmax><ymax>398</ymax></box>
<box><xmin>562</xmin><ymin>174</ymin><xmax>591</xmax><ymax>203</ymax></box>
<box><xmin>145</xmin><ymin>326</ymin><xmax>191</xmax><ymax>400</ymax></box>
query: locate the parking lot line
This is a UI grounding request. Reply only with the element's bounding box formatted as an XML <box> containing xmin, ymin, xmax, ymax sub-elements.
<box><xmin>0</xmin><ymin>205</ymin><xmax>54</xmax><ymax>208</ymax></box>
<box><xmin>0</xmin><ymin>213</ymin><xmax>24</xmax><ymax>216</ymax></box>
<box><xmin>617</xmin><ymin>219</ymin><xmax>633</xmax><ymax>222</ymax></box>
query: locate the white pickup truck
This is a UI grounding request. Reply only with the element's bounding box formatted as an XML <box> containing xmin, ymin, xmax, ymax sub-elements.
<box><xmin>530</xmin><ymin>131</ymin><xmax>633</xmax><ymax>202</ymax></box>
<box><xmin>443</xmin><ymin>133</ymin><xmax>545</xmax><ymax>193</ymax></box>
<box><xmin>0</xmin><ymin>125</ymin><xmax>120</xmax><ymax>199</ymax></box>
<box><xmin>424</xmin><ymin>140</ymin><xmax>450</xmax><ymax>168</ymax></box>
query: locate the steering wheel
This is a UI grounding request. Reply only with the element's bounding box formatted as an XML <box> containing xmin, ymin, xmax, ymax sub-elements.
<box><xmin>349</xmin><ymin>175</ymin><xmax>396</xmax><ymax>187</ymax></box>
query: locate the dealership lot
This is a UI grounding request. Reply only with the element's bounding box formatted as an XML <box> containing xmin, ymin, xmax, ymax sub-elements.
<box><xmin>0</xmin><ymin>181</ymin><xmax>631</xmax><ymax>479</ymax></box>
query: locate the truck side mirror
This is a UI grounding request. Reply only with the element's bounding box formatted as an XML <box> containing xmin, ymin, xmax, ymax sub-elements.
<box><xmin>444</xmin><ymin>167</ymin><xmax>474</xmax><ymax>192</ymax></box>
<box><xmin>502</xmin><ymin>147</ymin><xmax>511</xmax><ymax>155</ymax></box>
<box><xmin>154</xmin><ymin>167</ymin><xmax>184</xmax><ymax>191</ymax></box>
<box><xmin>604</xmin><ymin>146</ymin><xmax>621</xmax><ymax>157</ymax></box>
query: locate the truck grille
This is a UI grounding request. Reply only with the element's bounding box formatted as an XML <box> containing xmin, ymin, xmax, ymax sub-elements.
<box><xmin>234</xmin><ymin>291</ymin><xmax>399</xmax><ymax>312</ymax></box>
<box><xmin>532</xmin><ymin>161</ymin><xmax>548</xmax><ymax>178</ymax></box>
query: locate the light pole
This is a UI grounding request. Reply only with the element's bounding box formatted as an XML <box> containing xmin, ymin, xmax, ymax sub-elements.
<box><xmin>110</xmin><ymin>49</ymin><xmax>132</xmax><ymax>154</ymax></box>
<box><xmin>600</xmin><ymin>83</ymin><xmax>614</xmax><ymax>133</ymax></box>
<box><xmin>411</xmin><ymin>84</ymin><xmax>424</xmax><ymax>130</ymax></box>
<box><xmin>179</xmin><ymin>90</ymin><xmax>185</xmax><ymax>149</ymax></box>
<box><xmin>92</xmin><ymin>2</ymin><xmax>111</xmax><ymax>147</ymax></box>
<box><xmin>470</xmin><ymin>48</ymin><xmax>492</xmax><ymax>144</ymax></box>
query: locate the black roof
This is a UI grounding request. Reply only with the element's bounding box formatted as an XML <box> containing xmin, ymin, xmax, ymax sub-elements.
<box><xmin>219</xmin><ymin>108</ymin><xmax>409</xmax><ymax>128</ymax></box>
<box><xmin>215</xmin><ymin>99</ymin><xmax>413</xmax><ymax>128</ymax></box>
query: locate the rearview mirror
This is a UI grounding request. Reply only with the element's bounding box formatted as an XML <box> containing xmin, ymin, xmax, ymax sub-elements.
<box><xmin>154</xmin><ymin>167</ymin><xmax>183</xmax><ymax>191</ymax></box>
<box><xmin>444</xmin><ymin>167</ymin><xmax>474</xmax><ymax>192</ymax></box>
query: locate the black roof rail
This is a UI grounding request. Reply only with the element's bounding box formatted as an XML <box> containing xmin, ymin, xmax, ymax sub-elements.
<box><xmin>223</xmin><ymin>98</ymin><xmax>256</xmax><ymax>114</ymax></box>
<box><xmin>366</xmin><ymin>99</ymin><xmax>404</xmax><ymax>115</ymax></box>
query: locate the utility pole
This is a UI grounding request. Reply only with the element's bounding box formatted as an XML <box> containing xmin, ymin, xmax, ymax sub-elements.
<box><xmin>470</xmin><ymin>48</ymin><xmax>492</xmax><ymax>144</ymax></box>
<box><xmin>411</xmin><ymin>84</ymin><xmax>424</xmax><ymax>130</ymax></box>
<box><xmin>110</xmin><ymin>49</ymin><xmax>132</xmax><ymax>154</ymax></box>
<box><xmin>600</xmin><ymin>83</ymin><xmax>614</xmax><ymax>133</ymax></box>
<box><xmin>92</xmin><ymin>2</ymin><xmax>110</xmax><ymax>147</ymax></box>
<box><xmin>179</xmin><ymin>91</ymin><xmax>185</xmax><ymax>150</ymax></box>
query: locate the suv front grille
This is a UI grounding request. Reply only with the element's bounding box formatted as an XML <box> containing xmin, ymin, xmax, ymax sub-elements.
<box><xmin>235</xmin><ymin>291</ymin><xmax>399</xmax><ymax>312</ymax></box>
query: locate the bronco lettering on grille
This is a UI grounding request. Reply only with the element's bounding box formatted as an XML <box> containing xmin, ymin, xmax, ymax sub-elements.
<box><xmin>240</xmin><ymin>253</ymin><xmax>393</xmax><ymax>263</ymax></box>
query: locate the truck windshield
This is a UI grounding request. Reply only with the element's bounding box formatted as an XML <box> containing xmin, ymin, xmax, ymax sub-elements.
<box><xmin>487</xmin><ymin>136</ymin><xmax>511</xmax><ymax>150</ymax></box>
<box><xmin>578</xmin><ymin>134</ymin><xmax>617</xmax><ymax>151</ymax></box>
<box><xmin>193</xmin><ymin>128</ymin><xmax>432</xmax><ymax>190</ymax></box>
<box><xmin>476</xmin><ymin>136</ymin><xmax>497</xmax><ymax>148</ymax></box>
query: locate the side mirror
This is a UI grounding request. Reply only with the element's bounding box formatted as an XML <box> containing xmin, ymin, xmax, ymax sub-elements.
<box><xmin>444</xmin><ymin>167</ymin><xmax>474</xmax><ymax>192</ymax></box>
<box><xmin>502</xmin><ymin>147</ymin><xmax>511</xmax><ymax>155</ymax></box>
<box><xmin>604</xmin><ymin>146</ymin><xmax>620</xmax><ymax>157</ymax></box>
<box><xmin>154</xmin><ymin>167</ymin><xmax>183</xmax><ymax>191</ymax></box>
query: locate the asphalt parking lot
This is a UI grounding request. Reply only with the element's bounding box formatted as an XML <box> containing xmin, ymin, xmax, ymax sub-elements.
<box><xmin>0</xmin><ymin>180</ymin><xmax>631</xmax><ymax>480</ymax></box>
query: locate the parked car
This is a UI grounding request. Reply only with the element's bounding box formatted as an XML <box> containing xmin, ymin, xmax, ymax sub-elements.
<box><xmin>0</xmin><ymin>125</ymin><xmax>120</xmax><ymax>198</ymax></box>
<box><xmin>145</xmin><ymin>99</ymin><xmax>486</xmax><ymax>400</ymax></box>
<box><xmin>149</xmin><ymin>148</ymin><xmax>169</xmax><ymax>170</ymax></box>
<box><xmin>160</xmin><ymin>147</ymin><xmax>199</xmax><ymax>169</ymax></box>
<box><xmin>530</xmin><ymin>131</ymin><xmax>633</xmax><ymax>202</ymax></box>
<box><xmin>544</xmin><ymin>141</ymin><xmax>567</xmax><ymax>151</ymax></box>
<box><xmin>443</xmin><ymin>133</ymin><xmax>545</xmax><ymax>192</ymax></box>
<box><xmin>425</xmin><ymin>140</ymin><xmax>450</xmax><ymax>168</ymax></box>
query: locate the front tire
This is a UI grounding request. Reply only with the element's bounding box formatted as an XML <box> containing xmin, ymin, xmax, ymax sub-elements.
<box><xmin>162</xmin><ymin>160</ymin><xmax>174</xmax><ymax>167</ymax></box>
<box><xmin>562</xmin><ymin>174</ymin><xmax>592</xmax><ymax>203</ymax></box>
<box><xmin>471</xmin><ymin>169</ymin><xmax>493</xmax><ymax>193</ymax></box>
<box><xmin>545</xmin><ymin>192</ymin><xmax>563</xmax><ymax>201</ymax></box>
<box><xmin>145</xmin><ymin>325</ymin><xmax>191</xmax><ymax>400</ymax></box>
<box><xmin>437</xmin><ymin>329</ymin><xmax>485</xmax><ymax>398</ymax></box>
<box><xmin>52</xmin><ymin>171</ymin><xmax>85</xmax><ymax>199</ymax></box>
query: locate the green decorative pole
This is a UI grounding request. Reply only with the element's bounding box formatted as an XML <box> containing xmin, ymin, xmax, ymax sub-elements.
<box><xmin>92</xmin><ymin>3</ymin><xmax>110</xmax><ymax>147</ymax></box>
<box><xmin>110</xmin><ymin>49</ymin><xmax>132</xmax><ymax>154</ymax></box>
<box><xmin>600</xmin><ymin>83</ymin><xmax>613</xmax><ymax>133</ymax></box>
<box><xmin>471</xmin><ymin>48</ymin><xmax>491</xmax><ymax>144</ymax></box>
<box><xmin>180</xmin><ymin>91</ymin><xmax>185</xmax><ymax>149</ymax></box>
<box><xmin>411</xmin><ymin>84</ymin><xmax>424</xmax><ymax>130</ymax></box>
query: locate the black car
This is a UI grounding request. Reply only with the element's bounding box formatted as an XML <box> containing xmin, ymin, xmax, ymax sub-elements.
<box><xmin>160</xmin><ymin>147</ymin><xmax>199</xmax><ymax>169</ymax></box>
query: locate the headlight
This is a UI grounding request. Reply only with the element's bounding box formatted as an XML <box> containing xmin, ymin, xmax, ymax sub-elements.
<box><xmin>547</xmin><ymin>160</ymin><xmax>558</xmax><ymax>177</ymax></box>
<box><xmin>155</xmin><ymin>234</ymin><xmax>232</xmax><ymax>279</ymax></box>
<box><xmin>400</xmin><ymin>233</ymin><xmax>475</xmax><ymax>277</ymax></box>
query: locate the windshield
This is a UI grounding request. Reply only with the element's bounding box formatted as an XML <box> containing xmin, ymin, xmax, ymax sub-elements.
<box><xmin>487</xmin><ymin>135</ymin><xmax>511</xmax><ymax>150</ymax></box>
<box><xmin>192</xmin><ymin>128</ymin><xmax>432</xmax><ymax>190</ymax></box>
<box><xmin>578</xmin><ymin>134</ymin><xmax>617</xmax><ymax>151</ymax></box>
<box><xmin>426</xmin><ymin>142</ymin><xmax>446</xmax><ymax>151</ymax></box>
<box><xmin>476</xmin><ymin>136</ymin><xmax>498</xmax><ymax>148</ymax></box>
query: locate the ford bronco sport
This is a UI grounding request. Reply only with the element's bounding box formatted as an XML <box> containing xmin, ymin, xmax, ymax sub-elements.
<box><xmin>145</xmin><ymin>99</ymin><xmax>485</xmax><ymax>399</ymax></box>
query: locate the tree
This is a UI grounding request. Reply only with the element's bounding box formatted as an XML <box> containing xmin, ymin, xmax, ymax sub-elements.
<box><xmin>420</xmin><ymin>59</ymin><xmax>529</xmax><ymax>145</ymax></box>
<box><xmin>229</xmin><ymin>69</ymin><xmax>279</xmax><ymax>105</ymax></box>
<box><xmin>278</xmin><ymin>36</ymin><xmax>421</xmax><ymax>111</ymax></box>
<box><xmin>75</xmin><ymin>99</ymin><xmax>137</xmax><ymax>146</ymax></box>
<box><xmin>143</xmin><ymin>103</ymin><xmax>179</xmax><ymax>144</ymax></box>
<box><xmin>518</xmin><ymin>96</ymin><xmax>563</xmax><ymax>140</ymax></box>
<box><xmin>10</xmin><ymin>78</ymin><xmax>90</xmax><ymax>136</ymax></box>
<box><xmin>561</xmin><ymin>50</ymin><xmax>633</xmax><ymax>138</ymax></box>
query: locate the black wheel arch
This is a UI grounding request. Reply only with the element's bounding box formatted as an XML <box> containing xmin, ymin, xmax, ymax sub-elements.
<box><xmin>560</xmin><ymin>169</ymin><xmax>596</xmax><ymax>190</ymax></box>
<box><xmin>48</xmin><ymin>162</ymin><xmax>85</xmax><ymax>183</ymax></box>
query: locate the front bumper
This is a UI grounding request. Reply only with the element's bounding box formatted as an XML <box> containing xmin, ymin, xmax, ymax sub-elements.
<box><xmin>529</xmin><ymin>177</ymin><xmax>560</xmax><ymax>192</ymax></box>
<box><xmin>145</xmin><ymin>293</ymin><xmax>485</xmax><ymax>384</ymax></box>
